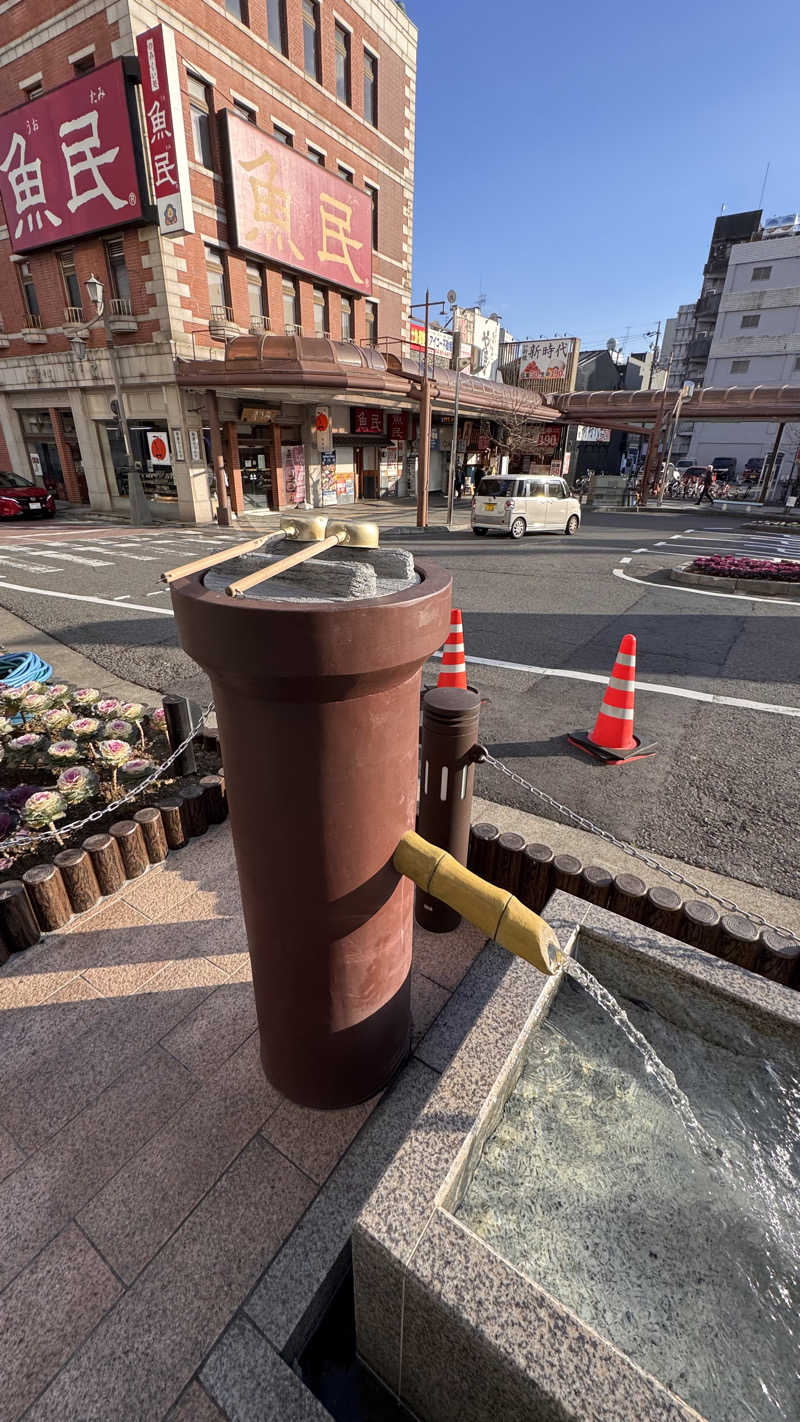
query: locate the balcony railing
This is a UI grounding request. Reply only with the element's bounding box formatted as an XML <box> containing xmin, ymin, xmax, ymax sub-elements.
<box><xmin>107</xmin><ymin>296</ymin><xmax>137</xmax><ymax>332</ymax></box>
<box><xmin>24</xmin><ymin>312</ymin><xmax>43</xmax><ymax>329</ymax></box>
<box><xmin>209</xmin><ymin>305</ymin><xmax>237</xmax><ymax>341</ymax></box>
<box><xmin>284</xmin><ymin>323</ymin><xmax>302</xmax><ymax>336</ymax></box>
<box><xmin>0</xmin><ymin>318</ymin><xmax>8</xmax><ymax>349</ymax></box>
<box><xmin>248</xmin><ymin>314</ymin><xmax>272</xmax><ymax>335</ymax></box>
<box><xmin>210</xmin><ymin>304</ymin><xmax>233</xmax><ymax>324</ymax></box>
<box><xmin>63</xmin><ymin>305</ymin><xmax>86</xmax><ymax>325</ymax></box>
<box><xmin>109</xmin><ymin>297</ymin><xmax>132</xmax><ymax>317</ymax></box>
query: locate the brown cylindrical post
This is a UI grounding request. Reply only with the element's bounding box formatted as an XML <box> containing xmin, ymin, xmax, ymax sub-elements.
<box><xmin>134</xmin><ymin>807</ymin><xmax>168</xmax><ymax>864</ymax></box>
<box><xmin>83</xmin><ymin>832</ymin><xmax>126</xmax><ymax>896</ymax></box>
<box><xmin>551</xmin><ymin>853</ymin><xmax>583</xmax><ymax>898</ymax></box>
<box><xmin>179</xmin><ymin>783</ymin><xmax>209</xmax><ymax>838</ymax></box>
<box><xmin>644</xmin><ymin>885</ymin><xmax>683</xmax><ymax>937</ymax></box>
<box><xmin>608</xmin><ymin>872</ymin><xmax>648</xmax><ymax>923</ymax></box>
<box><xmin>717</xmin><ymin>913</ymin><xmax>760</xmax><ymax>972</ymax></box>
<box><xmin>23</xmin><ymin>863</ymin><xmax>72</xmax><ymax>931</ymax></box>
<box><xmin>756</xmin><ymin>929</ymin><xmax>800</xmax><ymax>987</ymax></box>
<box><xmin>54</xmin><ymin>847</ymin><xmax>100</xmax><ymax>915</ymax></box>
<box><xmin>109</xmin><ymin>820</ymin><xmax>149</xmax><ymax>879</ymax></box>
<box><xmin>171</xmin><ymin>555</ymin><xmax>452</xmax><ymax>1109</ymax></box>
<box><xmin>0</xmin><ymin>880</ymin><xmax>41</xmax><ymax>952</ymax></box>
<box><xmin>467</xmin><ymin>822</ymin><xmax>499</xmax><ymax>881</ymax></box>
<box><xmin>493</xmin><ymin>831</ymin><xmax>526</xmax><ymax>896</ymax></box>
<box><xmin>199</xmin><ymin>773</ymin><xmax>227</xmax><ymax>824</ymax></box>
<box><xmin>162</xmin><ymin>695</ymin><xmax>198</xmax><ymax>776</ymax></box>
<box><xmin>681</xmin><ymin>899</ymin><xmax>721</xmax><ymax>955</ymax></box>
<box><xmin>415</xmin><ymin>687</ymin><xmax>481</xmax><ymax>933</ymax></box>
<box><xmin>158</xmin><ymin>797</ymin><xmax>187</xmax><ymax>850</ymax></box>
<box><xmin>518</xmin><ymin>842</ymin><xmax>554</xmax><ymax>913</ymax></box>
<box><xmin>579</xmin><ymin>864</ymin><xmax>612</xmax><ymax>907</ymax></box>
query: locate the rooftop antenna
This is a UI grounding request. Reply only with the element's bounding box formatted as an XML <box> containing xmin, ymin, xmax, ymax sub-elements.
<box><xmin>758</xmin><ymin>162</ymin><xmax>770</xmax><ymax>210</ymax></box>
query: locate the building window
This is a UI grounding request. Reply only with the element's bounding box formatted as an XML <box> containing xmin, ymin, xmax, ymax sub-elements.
<box><xmin>58</xmin><ymin>248</ymin><xmax>82</xmax><ymax>311</ymax></box>
<box><xmin>340</xmin><ymin>294</ymin><xmax>353</xmax><ymax>341</ymax></box>
<box><xmin>23</xmin><ymin>83</ymin><xmax>43</xmax><ymax>101</ymax></box>
<box><xmin>19</xmin><ymin>262</ymin><xmax>40</xmax><ymax>320</ymax></box>
<box><xmin>312</xmin><ymin>286</ymin><xmax>328</xmax><ymax>337</ymax></box>
<box><xmin>307</xmin><ymin>144</ymin><xmax>325</xmax><ymax>166</ymax></box>
<box><xmin>794</xmin><ymin>357</ymin><xmax>800</xmax><ymax>372</ymax></box>
<box><xmin>730</xmin><ymin>359</ymin><xmax>750</xmax><ymax>373</ymax></box>
<box><xmin>335</xmin><ymin>23</ymin><xmax>351</xmax><ymax>104</ymax></box>
<box><xmin>751</xmin><ymin>266</ymin><xmax>772</xmax><ymax>282</ymax></box>
<box><xmin>72</xmin><ymin>53</ymin><xmax>95</xmax><ymax>76</ymax></box>
<box><xmin>205</xmin><ymin>245</ymin><xmax>229</xmax><ymax>314</ymax></box>
<box><xmin>365</xmin><ymin>182</ymin><xmax>379</xmax><ymax>249</ymax></box>
<box><xmin>363</xmin><ymin>49</ymin><xmax>377</xmax><ymax>126</ymax></box>
<box><xmin>365</xmin><ymin>300</ymin><xmax>378</xmax><ymax>346</ymax></box>
<box><xmin>337</xmin><ymin>163</ymin><xmax>354</xmax><ymax>184</ymax></box>
<box><xmin>246</xmin><ymin>262</ymin><xmax>267</xmax><ymax>324</ymax></box>
<box><xmin>273</xmin><ymin>124</ymin><xmax>293</xmax><ymax>147</ymax></box>
<box><xmin>232</xmin><ymin>99</ymin><xmax>257</xmax><ymax>124</ymax></box>
<box><xmin>303</xmin><ymin>1</ymin><xmax>321</xmax><ymax>82</ymax></box>
<box><xmin>225</xmin><ymin>0</ymin><xmax>248</xmax><ymax>21</ymax></box>
<box><xmin>104</xmin><ymin>235</ymin><xmax>131</xmax><ymax>305</ymax></box>
<box><xmin>267</xmin><ymin>0</ymin><xmax>288</xmax><ymax>56</ymax></box>
<box><xmin>282</xmin><ymin>274</ymin><xmax>300</xmax><ymax>332</ymax></box>
<box><xmin>740</xmin><ymin>313</ymin><xmax>760</xmax><ymax>328</ymax></box>
<box><xmin>188</xmin><ymin>76</ymin><xmax>214</xmax><ymax>169</ymax></box>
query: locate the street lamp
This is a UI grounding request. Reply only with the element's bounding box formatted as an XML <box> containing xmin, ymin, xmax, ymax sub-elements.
<box><xmin>72</xmin><ymin>274</ymin><xmax>152</xmax><ymax>525</ymax></box>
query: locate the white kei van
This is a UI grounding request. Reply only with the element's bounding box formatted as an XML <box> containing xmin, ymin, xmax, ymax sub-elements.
<box><xmin>471</xmin><ymin>474</ymin><xmax>581</xmax><ymax>539</ymax></box>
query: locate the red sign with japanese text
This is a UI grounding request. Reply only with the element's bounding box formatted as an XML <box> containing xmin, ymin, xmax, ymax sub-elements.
<box><xmin>0</xmin><ymin>60</ymin><xmax>146</xmax><ymax>254</ymax></box>
<box><xmin>224</xmin><ymin>111</ymin><xmax>372</xmax><ymax>295</ymax></box>
<box><xmin>353</xmin><ymin>408</ymin><xmax>384</xmax><ymax>436</ymax></box>
<box><xmin>136</xmin><ymin>25</ymin><xmax>194</xmax><ymax>236</ymax></box>
<box><xmin>388</xmin><ymin>412</ymin><xmax>408</xmax><ymax>441</ymax></box>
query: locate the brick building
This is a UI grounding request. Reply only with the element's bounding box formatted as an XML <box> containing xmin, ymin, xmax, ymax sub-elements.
<box><xmin>0</xmin><ymin>0</ymin><xmax>417</xmax><ymax>519</ymax></box>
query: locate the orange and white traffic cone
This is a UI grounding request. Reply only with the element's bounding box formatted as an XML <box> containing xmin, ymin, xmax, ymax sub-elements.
<box><xmin>567</xmin><ymin>634</ymin><xmax>656</xmax><ymax>763</ymax></box>
<box><xmin>437</xmin><ymin>608</ymin><xmax>469</xmax><ymax>689</ymax></box>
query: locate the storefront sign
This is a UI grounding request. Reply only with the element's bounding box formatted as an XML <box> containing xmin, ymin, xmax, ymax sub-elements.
<box><xmin>136</xmin><ymin>25</ymin><xmax>194</xmax><ymax>236</ymax></box>
<box><xmin>240</xmin><ymin>406</ymin><xmax>277</xmax><ymax>424</ymax></box>
<box><xmin>388</xmin><ymin>411</ymin><xmax>408</xmax><ymax>441</ymax></box>
<box><xmin>528</xmin><ymin>423</ymin><xmax>562</xmax><ymax>452</ymax></box>
<box><xmin>409</xmin><ymin>323</ymin><xmax>453</xmax><ymax>358</ymax></box>
<box><xmin>224</xmin><ymin>111</ymin><xmax>372</xmax><ymax>293</ymax></box>
<box><xmin>576</xmin><ymin>425</ymin><xmax>612</xmax><ymax>444</ymax></box>
<box><xmin>282</xmin><ymin>444</ymin><xmax>306</xmax><ymax>504</ymax></box>
<box><xmin>146</xmin><ymin>430</ymin><xmax>170</xmax><ymax>465</ymax></box>
<box><xmin>315</xmin><ymin>406</ymin><xmax>332</xmax><ymax>453</ymax></box>
<box><xmin>0</xmin><ymin>60</ymin><xmax>146</xmax><ymax>254</ymax></box>
<box><xmin>321</xmin><ymin>448</ymin><xmax>337</xmax><ymax>505</ymax></box>
<box><xmin>188</xmin><ymin>429</ymin><xmax>202</xmax><ymax>463</ymax></box>
<box><xmin>518</xmin><ymin>338</ymin><xmax>578</xmax><ymax>386</ymax></box>
<box><xmin>171</xmin><ymin>427</ymin><xmax>185</xmax><ymax>461</ymax></box>
<box><xmin>29</xmin><ymin>450</ymin><xmax>44</xmax><ymax>480</ymax></box>
<box><xmin>353</xmin><ymin>408</ymin><xmax>384</xmax><ymax>436</ymax></box>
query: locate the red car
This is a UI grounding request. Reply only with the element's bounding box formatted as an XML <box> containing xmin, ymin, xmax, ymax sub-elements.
<box><xmin>0</xmin><ymin>471</ymin><xmax>56</xmax><ymax>519</ymax></box>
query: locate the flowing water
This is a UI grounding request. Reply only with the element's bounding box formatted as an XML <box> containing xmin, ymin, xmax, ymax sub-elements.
<box><xmin>458</xmin><ymin>957</ymin><xmax>800</xmax><ymax>1422</ymax></box>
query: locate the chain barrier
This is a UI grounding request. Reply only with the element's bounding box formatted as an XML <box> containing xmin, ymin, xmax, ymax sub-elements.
<box><xmin>3</xmin><ymin>701</ymin><xmax>216</xmax><ymax>853</ymax></box>
<box><xmin>476</xmin><ymin>748</ymin><xmax>799</xmax><ymax>946</ymax></box>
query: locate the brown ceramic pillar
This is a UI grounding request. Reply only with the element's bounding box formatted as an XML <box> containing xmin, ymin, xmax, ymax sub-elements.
<box><xmin>171</xmin><ymin>560</ymin><xmax>452</xmax><ymax>1108</ymax></box>
<box><xmin>223</xmin><ymin>420</ymin><xmax>244</xmax><ymax>515</ymax></box>
<box><xmin>415</xmin><ymin>687</ymin><xmax>481</xmax><ymax>933</ymax></box>
<box><xmin>270</xmin><ymin>421</ymin><xmax>286</xmax><ymax>509</ymax></box>
<box><xmin>49</xmin><ymin>408</ymin><xmax>82</xmax><ymax>504</ymax></box>
<box><xmin>205</xmin><ymin>389</ymin><xmax>231</xmax><ymax>527</ymax></box>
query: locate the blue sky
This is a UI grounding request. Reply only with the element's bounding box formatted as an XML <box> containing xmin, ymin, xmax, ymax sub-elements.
<box><xmin>409</xmin><ymin>0</ymin><xmax>800</xmax><ymax>352</ymax></box>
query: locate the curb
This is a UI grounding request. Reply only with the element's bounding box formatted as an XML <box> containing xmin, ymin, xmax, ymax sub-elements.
<box><xmin>671</xmin><ymin>560</ymin><xmax>800</xmax><ymax>599</ymax></box>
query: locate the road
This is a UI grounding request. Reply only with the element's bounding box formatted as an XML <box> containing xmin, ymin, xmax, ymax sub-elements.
<box><xmin>0</xmin><ymin>508</ymin><xmax>797</xmax><ymax>898</ymax></box>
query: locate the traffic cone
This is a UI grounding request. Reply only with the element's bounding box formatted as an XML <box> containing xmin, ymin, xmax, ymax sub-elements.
<box><xmin>567</xmin><ymin>634</ymin><xmax>656</xmax><ymax>763</ymax></box>
<box><xmin>437</xmin><ymin>608</ymin><xmax>468</xmax><ymax>689</ymax></box>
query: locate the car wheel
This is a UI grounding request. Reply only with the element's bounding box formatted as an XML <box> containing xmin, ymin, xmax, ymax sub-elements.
<box><xmin>565</xmin><ymin>514</ymin><xmax>580</xmax><ymax>535</ymax></box>
<box><xmin>509</xmin><ymin>517</ymin><xmax>526</xmax><ymax>539</ymax></box>
<box><xmin>472</xmin><ymin>526</ymin><xmax>488</xmax><ymax>536</ymax></box>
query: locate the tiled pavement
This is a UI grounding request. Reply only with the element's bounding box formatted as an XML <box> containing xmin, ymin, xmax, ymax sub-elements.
<box><xmin>0</xmin><ymin>822</ymin><xmax>486</xmax><ymax>1420</ymax></box>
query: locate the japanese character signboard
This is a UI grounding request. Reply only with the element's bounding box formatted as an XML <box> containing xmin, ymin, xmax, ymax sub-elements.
<box><xmin>576</xmin><ymin>425</ymin><xmax>611</xmax><ymax>444</ymax></box>
<box><xmin>352</xmin><ymin>408</ymin><xmax>384</xmax><ymax>436</ymax></box>
<box><xmin>0</xmin><ymin>60</ymin><xmax>148</xmax><ymax>254</ymax></box>
<box><xmin>136</xmin><ymin>25</ymin><xmax>194</xmax><ymax>236</ymax></box>
<box><xmin>388</xmin><ymin>412</ymin><xmax>408</xmax><ymax>441</ymax></box>
<box><xmin>224</xmin><ymin>111</ymin><xmax>372</xmax><ymax>294</ymax></box>
<box><xmin>517</xmin><ymin>337</ymin><xmax>579</xmax><ymax>387</ymax></box>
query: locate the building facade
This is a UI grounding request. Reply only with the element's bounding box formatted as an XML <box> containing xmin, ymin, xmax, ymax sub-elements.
<box><xmin>688</xmin><ymin>231</ymin><xmax>800</xmax><ymax>489</ymax></box>
<box><xmin>0</xmin><ymin>0</ymin><xmax>417</xmax><ymax>519</ymax></box>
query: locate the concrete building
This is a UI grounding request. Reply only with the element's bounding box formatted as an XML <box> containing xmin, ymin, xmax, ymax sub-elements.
<box><xmin>688</xmin><ymin>232</ymin><xmax>800</xmax><ymax>490</ymax></box>
<box><xmin>0</xmin><ymin>0</ymin><xmax>418</xmax><ymax>519</ymax></box>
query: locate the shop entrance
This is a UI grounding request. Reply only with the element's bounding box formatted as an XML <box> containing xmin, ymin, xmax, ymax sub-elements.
<box><xmin>238</xmin><ymin>437</ymin><xmax>273</xmax><ymax>510</ymax></box>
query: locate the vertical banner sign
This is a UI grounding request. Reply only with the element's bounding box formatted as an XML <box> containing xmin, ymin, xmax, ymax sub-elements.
<box><xmin>147</xmin><ymin>430</ymin><xmax>171</xmax><ymax>464</ymax></box>
<box><xmin>136</xmin><ymin>25</ymin><xmax>194</xmax><ymax>236</ymax></box>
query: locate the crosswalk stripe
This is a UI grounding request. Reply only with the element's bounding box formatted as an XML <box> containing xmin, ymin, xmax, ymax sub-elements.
<box><xmin>25</xmin><ymin>548</ymin><xmax>113</xmax><ymax>568</ymax></box>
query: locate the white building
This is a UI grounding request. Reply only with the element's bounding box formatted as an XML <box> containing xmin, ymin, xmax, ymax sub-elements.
<box><xmin>453</xmin><ymin>306</ymin><xmax>510</xmax><ymax>380</ymax></box>
<box><xmin>689</xmin><ymin>233</ymin><xmax>800</xmax><ymax>487</ymax></box>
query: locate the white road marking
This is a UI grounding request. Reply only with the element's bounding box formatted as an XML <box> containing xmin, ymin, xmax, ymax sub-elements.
<box><xmin>434</xmin><ymin>650</ymin><xmax>800</xmax><ymax>719</ymax></box>
<box><xmin>0</xmin><ymin>581</ymin><xmax>173</xmax><ymax>615</ymax></box>
<box><xmin>619</xmin><ymin>556</ymin><xmax>631</xmax><ymax>564</ymax></box>
<box><xmin>147</xmin><ymin>588</ymin><xmax>170</xmax><ymax>596</ymax></box>
<box><xmin>612</xmin><ymin>564</ymin><xmax>800</xmax><ymax>609</ymax></box>
<box><xmin>114</xmin><ymin>594</ymin><xmax>131</xmax><ymax>601</ymax></box>
<box><xmin>632</xmin><ymin>547</ymin><xmax>649</xmax><ymax>553</ymax></box>
<box><xmin>66</xmin><ymin>543</ymin><xmax>157</xmax><ymax>562</ymax></box>
<box><xmin>25</xmin><ymin>548</ymin><xmax>113</xmax><ymax>568</ymax></box>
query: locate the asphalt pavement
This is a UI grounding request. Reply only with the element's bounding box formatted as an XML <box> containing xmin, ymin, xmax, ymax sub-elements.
<box><xmin>0</xmin><ymin>506</ymin><xmax>797</xmax><ymax>899</ymax></box>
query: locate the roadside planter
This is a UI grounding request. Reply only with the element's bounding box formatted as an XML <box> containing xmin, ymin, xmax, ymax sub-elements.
<box><xmin>671</xmin><ymin>557</ymin><xmax>800</xmax><ymax>597</ymax></box>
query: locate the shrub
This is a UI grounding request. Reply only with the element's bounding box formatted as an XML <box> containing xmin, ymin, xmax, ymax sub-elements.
<box><xmin>691</xmin><ymin>556</ymin><xmax>800</xmax><ymax>582</ymax></box>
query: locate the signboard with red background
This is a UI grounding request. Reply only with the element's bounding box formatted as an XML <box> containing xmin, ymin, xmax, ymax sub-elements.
<box><xmin>223</xmin><ymin>111</ymin><xmax>372</xmax><ymax>294</ymax></box>
<box><xmin>388</xmin><ymin>412</ymin><xmax>408</xmax><ymax>441</ymax></box>
<box><xmin>353</xmin><ymin>408</ymin><xmax>384</xmax><ymax>435</ymax></box>
<box><xmin>136</xmin><ymin>25</ymin><xmax>194</xmax><ymax>237</ymax></box>
<box><xmin>0</xmin><ymin>60</ymin><xmax>149</xmax><ymax>254</ymax></box>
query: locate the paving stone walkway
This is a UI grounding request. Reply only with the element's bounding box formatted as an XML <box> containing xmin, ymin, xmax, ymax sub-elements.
<box><xmin>0</xmin><ymin>822</ymin><xmax>485</xmax><ymax>1420</ymax></box>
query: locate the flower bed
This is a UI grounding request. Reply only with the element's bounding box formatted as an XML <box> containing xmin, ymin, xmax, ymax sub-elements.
<box><xmin>692</xmin><ymin>556</ymin><xmax>800</xmax><ymax>582</ymax></box>
<box><xmin>0</xmin><ymin>679</ymin><xmax>219</xmax><ymax>876</ymax></box>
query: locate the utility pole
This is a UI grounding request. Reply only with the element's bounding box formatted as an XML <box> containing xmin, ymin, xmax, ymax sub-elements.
<box><xmin>759</xmin><ymin>421</ymin><xmax>785</xmax><ymax>505</ymax></box>
<box><xmin>417</xmin><ymin>288</ymin><xmax>431</xmax><ymax>527</ymax></box>
<box><xmin>645</xmin><ymin>320</ymin><xmax>661</xmax><ymax>390</ymax></box>
<box><xmin>446</xmin><ymin>331</ymin><xmax>463</xmax><ymax>529</ymax></box>
<box><xmin>83</xmin><ymin>274</ymin><xmax>152</xmax><ymax>525</ymax></box>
